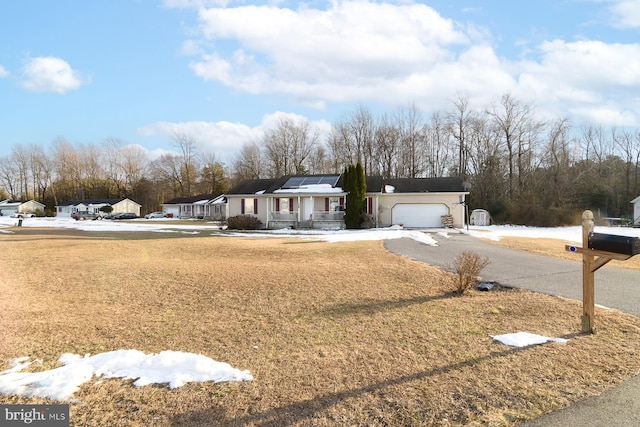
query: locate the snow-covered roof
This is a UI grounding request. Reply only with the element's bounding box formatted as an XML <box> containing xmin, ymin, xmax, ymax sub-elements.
<box><xmin>273</xmin><ymin>184</ymin><xmax>344</xmax><ymax>194</ymax></box>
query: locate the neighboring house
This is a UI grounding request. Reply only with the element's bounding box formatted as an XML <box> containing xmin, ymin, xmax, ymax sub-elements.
<box><xmin>0</xmin><ymin>199</ymin><xmax>46</xmax><ymax>216</ymax></box>
<box><xmin>162</xmin><ymin>193</ymin><xmax>225</xmax><ymax>220</ymax></box>
<box><xmin>55</xmin><ymin>198</ymin><xmax>141</xmax><ymax>218</ymax></box>
<box><xmin>631</xmin><ymin>196</ymin><xmax>640</xmax><ymax>227</ymax></box>
<box><xmin>225</xmin><ymin>174</ymin><xmax>469</xmax><ymax>229</ymax></box>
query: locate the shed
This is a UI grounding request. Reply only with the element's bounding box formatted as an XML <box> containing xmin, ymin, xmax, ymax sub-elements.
<box><xmin>470</xmin><ymin>209</ymin><xmax>492</xmax><ymax>226</ymax></box>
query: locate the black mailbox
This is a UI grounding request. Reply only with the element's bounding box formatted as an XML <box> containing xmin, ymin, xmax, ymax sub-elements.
<box><xmin>588</xmin><ymin>232</ymin><xmax>640</xmax><ymax>256</ymax></box>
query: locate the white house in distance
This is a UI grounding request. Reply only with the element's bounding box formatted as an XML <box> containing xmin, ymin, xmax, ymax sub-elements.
<box><xmin>631</xmin><ymin>196</ymin><xmax>640</xmax><ymax>227</ymax></box>
<box><xmin>55</xmin><ymin>198</ymin><xmax>141</xmax><ymax>218</ymax></box>
<box><xmin>162</xmin><ymin>193</ymin><xmax>226</xmax><ymax>220</ymax></box>
<box><xmin>0</xmin><ymin>199</ymin><xmax>46</xmax><ymax>216</ymax></box>
<box><xmin>224</xmin><ymin>174</ymin><xmax>469</xmax><ymax>229</ymax></box>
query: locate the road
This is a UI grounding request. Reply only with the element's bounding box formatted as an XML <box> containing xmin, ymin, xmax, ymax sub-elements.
<box><xmin>384</xmin><ymin>231</ymin><xmax>640</xmax><ymax>426</ymax></box>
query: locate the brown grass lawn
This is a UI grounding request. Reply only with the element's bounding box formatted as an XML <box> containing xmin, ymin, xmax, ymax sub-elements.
<box><xmin>1</xmin><ymin>227</ymin><xmax>640</xmax><ymax>426</ymax></box>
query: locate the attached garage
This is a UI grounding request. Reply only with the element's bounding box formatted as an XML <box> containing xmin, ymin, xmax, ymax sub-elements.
<box><xmin>391</xmin><ymin>203</ymin><xmax>450</xmax><ymax>228</ymax></box>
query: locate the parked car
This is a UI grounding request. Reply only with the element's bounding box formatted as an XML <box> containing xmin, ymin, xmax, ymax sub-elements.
<box><xmin>144</xmin><ymin>212</ymin><xmax>167</xmax><ymax>219</ymax></box>
<box><xmin>112</xmin><ymin>212</ymin><xmax>138</xmax><ymax>220</ymax></box>
<box><xmin>12</xmin><ymin>212</ymin><xmax>35</xmax><ymax>218</ymax></box>
<box><xmin>71</xmin><ymin>212</ymin><xmax>103</xmax><ymax>220</ymax></box>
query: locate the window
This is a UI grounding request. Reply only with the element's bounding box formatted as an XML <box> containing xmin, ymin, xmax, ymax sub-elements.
<box><xmin>325</xmin><ymin>197</ymin><xmax>345</xmax><ymax>212</ymax></box>
<box><xmin>275</xmin><ymin>198</ymin><xmax>294</xmax><ymax>213</ymax></box>
<box><xmin>365</xmin><ymin>197</ymin><xmax>373</xmax><ymax>215</ymax></box>
<box><xmin>241</xmin><ymin>198</ymin><xmax>258</xmax><ymax>214</ymax></box>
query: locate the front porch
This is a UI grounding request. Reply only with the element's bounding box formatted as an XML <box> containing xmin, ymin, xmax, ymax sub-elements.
<box><xmin>268</xmin><ymin>210</ymin><xmax>345</xmax><ymax>229</ymax></box>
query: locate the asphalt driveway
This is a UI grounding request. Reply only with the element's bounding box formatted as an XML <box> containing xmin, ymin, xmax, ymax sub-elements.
<box><xmin>384</xmin><ymin>231</ymin><xmax>640</xmax><ymax>426</ymax></box>
<box><xmin>384</xmin><ymin>232</ymin><xmax>640</xmax><ymax>317</ymax></box>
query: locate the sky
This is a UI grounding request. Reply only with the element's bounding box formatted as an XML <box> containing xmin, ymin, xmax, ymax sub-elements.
<box><xmin>1</xmin><ymin>0</ymin><xmax>639</xmax><ymax>164</ymax></box>
<box><xmin>0</xmin><ymin>218</ymin><xmax>582</xmax><ymax>401</ymax></box>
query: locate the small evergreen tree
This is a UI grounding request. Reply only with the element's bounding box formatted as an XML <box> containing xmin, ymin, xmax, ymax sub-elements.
<box><xmin>343</xmin><ymin>162</ymin><xmax>367</xmax><ymax>229</ymax></box>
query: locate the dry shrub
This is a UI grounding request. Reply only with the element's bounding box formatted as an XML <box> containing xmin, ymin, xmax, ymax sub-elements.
<box><xmin>226</xmin><ymin>215</ymin><xmax>262</xmax><ymax>230</ymax></box>
<box><xmin>449</xmin><ymin>250</ymin><xmax>490</xmax><ymax>294</ymax></box>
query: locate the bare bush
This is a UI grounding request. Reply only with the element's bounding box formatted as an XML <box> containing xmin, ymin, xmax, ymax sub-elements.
<box><xmin>227</xmin><ymin>215</ymin><xmax>262</xmax><ymax>230</ymax></box>
<box><xmin>448</xmin><ymin>251</ymin><xmax>490</xmax><ymax>294</ymax></box>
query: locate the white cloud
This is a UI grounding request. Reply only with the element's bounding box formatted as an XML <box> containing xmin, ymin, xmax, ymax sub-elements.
<box><xmin>607</xmin><ymin>0</ymin><xmax>640</xmax><ymax>28</ymax></box>
<box><xmin>138</xmin><ymin>120</ymin><xmax>260</xmax><ymax>161</ymax></box>
<box><xmin>138</xmin><ymin>112</ymin><xmax>332</xmax><ymax>162</ymax></box>
<box><xmin>188</xmin><ymin>1</ymin><xmax>468</xmax><ymax>104</ymax></box>
<box><xmin>176</xmin><ymin>1</ymin><xmax>640</xmax><ymax>128</ymax></box>
<box><xmin>20</xmin><ymin>56</ymin><xmax>89</xmax><ymax>94</ymax></box>
<box><xmin>0</xmin><ymin>65</ymin><xmax>9</xmax><ymax>78</ymax></box>
<box><xmin>515</xmin><ymin>39</ymin><xmax>640</xmax><ymax>126</ymax></box>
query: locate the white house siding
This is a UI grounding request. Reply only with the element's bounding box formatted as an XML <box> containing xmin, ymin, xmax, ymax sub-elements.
<box><xmin>227</xmin><ymin>196</ymin><xmax>270</xmax><ymax>225</ymax></box>
<box><xmin>632</xmin><ymin>197</ymin><xmax>640</xmax><ymax>226</ymax></box>
<box><xmin>112</xmin><ymin>200</ymin><xmax>141</xmax><ymax>216</ymax></box>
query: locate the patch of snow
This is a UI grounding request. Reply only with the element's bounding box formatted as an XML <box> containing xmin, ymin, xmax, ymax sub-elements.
<box><xmin>0</xmin><ymin>350</ymin><xmax>252</xmax><ymax>402</ymax></box>
<box><xmin>384</xmin><ymin>185</ymin><xmax>395</xmax><ymax>193</ymax></box>
<box><xmin>491</xmin><ymin>332</ymin><xmax>568</xmax><ymax>347</ymax></box>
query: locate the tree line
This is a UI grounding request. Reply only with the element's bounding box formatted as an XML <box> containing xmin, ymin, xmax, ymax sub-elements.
<box><xmin>2</xmin><ymin>92</ymin><xmax>640</xmax><ymax>225</ymax></box>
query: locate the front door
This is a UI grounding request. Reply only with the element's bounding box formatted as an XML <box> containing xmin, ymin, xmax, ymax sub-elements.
<box><xmin>303</xmin><ymin>197</ymin><xmax>313</xmax><ymax>222</ymax></box>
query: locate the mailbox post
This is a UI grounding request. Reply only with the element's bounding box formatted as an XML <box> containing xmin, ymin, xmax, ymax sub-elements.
<box><xmin>582</xmin><ymin>211</ymin><xmax>595</xmax><ymax>334</ymax></box>
<box><xmin>565</xmin><ymin>210</ymin><xmax>639</xmax><ymax>333</ymax></box>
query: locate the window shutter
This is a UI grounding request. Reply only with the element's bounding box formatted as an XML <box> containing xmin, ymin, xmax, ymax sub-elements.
<box><xmin>367</xmin><ymin>197</ymin><xmax>373</xmax><ymax>214</ymax></box>
<box><xmin>339</xmin><ymin>197</ymin><xmax>345</xmax><ymax>209</ymax></box>
<box><xmin>325</xmin><ymin>198</ymin><xmax>329</xmax><ymax>212</ymax></box>
<box><xmin>275</xmin><ymin>198</ymin><xmax>280</xmax><ymax>212</ymax></box>
<box><xmin>289</xmin><ymin>198</ymin><xmax>294</xmax><ymax>212</ymax></box>
<box><xmin>254</xmin><ymin>199</ymin><xmax>258</xmax><ymax>214</ymax></box>
<box><xmin>241</xmin><ymin>199</ymin><xmax>245</xmax><ymax>214</ymax></box>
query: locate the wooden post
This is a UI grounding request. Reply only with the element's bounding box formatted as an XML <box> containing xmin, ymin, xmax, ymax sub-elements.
<box><xmin>566</xmin><ymin>210</ymin><xmax>633</xmax><ymax>333</ymax></box>
<box><xmin>582</xmin><ymin>210</ymin><xmax>595</xmax><ymax>333</ymax></box>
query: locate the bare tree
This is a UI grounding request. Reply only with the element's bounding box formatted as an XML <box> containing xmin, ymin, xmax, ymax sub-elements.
<box><xmin>263</xmin><ymin>117</ymin><xmax>318</xmax><ymax>177</ymax></box>
<box><xmin>0</xmin><ymin>155</ymin><xmax>18</xmax><ymax>199</ymax></box>
<box><xmin>199</xmin><ymin>151</ymin><xmax>230</xmax><ymax>194</ymax></box>
<box><xmin>487</xmin><ymin>93</ymin><xmax>542</xmax><ymax>197</ymax></box>
<box><xmin>233</xmin><ymin>141</ymin><xmax>263</xmax><ymax>180</ymax></box>
<box><xmin>50</xmin><ymin>138</ymin><xmax>84</xmax><ymax>200</ymax></box>
<box><xmin>425</xmin><ymin>111</ymin><xmax>454</xmax><ymax>177</ymax></box>
<box><xmin>171</xmin><ymin>131</ymin><xmax>199</xmax><ymax>196</ymax></box>
<box><xmin>150</xmin><ymin>153</ymin><xmax>184</xmax><ymax>198</ymax></box>
<box><xmin>447</xmin><ymin>94</ymin><xmax>473</xmax><ymax>180</ymax></box>
<box><xmin>374</xmin><ymin>113</ymin><xmax>400</xmax><ymax>178</ymax></box>
<box><xmin>395</xmin><ymin>104</ymin><xmax>426</xmax><ymax>177</ymax></box>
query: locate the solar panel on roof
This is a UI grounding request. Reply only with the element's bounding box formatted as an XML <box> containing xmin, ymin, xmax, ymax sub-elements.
<box><xmin>319</xmin><ymin>175</ymin><xmax>340</xmax><ymax>186</ymax></box>
<box><xmin>282</xmin><ymin>177</ymin><xmax>305</xmax><ymax>188</ymax></box>
<box><xmin>303</xmin><ymin>176</ymin><xmax>322</xmax><ymax>185</ymax></box>
<box><xmin>281</xmin><ymin>175</ymin><xmax>340</xmax><ymax>189</ymax></box>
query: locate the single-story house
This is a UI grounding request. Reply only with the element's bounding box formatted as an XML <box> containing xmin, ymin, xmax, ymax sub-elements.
<box><xmin>0</xmin><ymin>199</ymin><xmax>46</xmax><ymax>217</ymax></box>
<box><xmin>55</xmin><ymin>198</ymin><xmax>141</xmax><ymax>218</ymax></box>
<box><xmin>225</xmin><ymin>174</ymin><xmax>469</xmax><ymax>229</ymax></box>
<box><xmin>162</xmin><ymin>193</ymin><xmax>225</xmax><ymax>220</ymax></box>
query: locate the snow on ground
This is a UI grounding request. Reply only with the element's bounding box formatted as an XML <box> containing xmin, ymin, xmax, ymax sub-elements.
<box><xmin>3</xmin><ymin>216</ymin><xmax>640</xmax><ymax>243</ymax></box>
<box><xmin>3</xmin><ymin>216</ymin><xmax>637</xmax><ymax>401</ymax></box>
<box><xmin>0</xmin><ymin>350</ymin><xmax>252</xmax><ymax>401</ymax></box>
<box><xmin>492</xmin><ymin>332</ymin><xmax>568</xmax><ymax>347</ymax></box>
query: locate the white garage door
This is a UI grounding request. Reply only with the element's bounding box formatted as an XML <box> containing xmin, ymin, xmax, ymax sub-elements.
<box><xmin>392</xmin><ymin>203</ymin><xmax>449</xmax><ymax>228</ymax></box>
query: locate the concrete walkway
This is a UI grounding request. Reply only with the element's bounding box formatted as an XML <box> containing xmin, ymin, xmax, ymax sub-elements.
<box><xmin>384</xmin><ymin>231</ymin><xmax>640</xmax><ymax>426</ymax></box>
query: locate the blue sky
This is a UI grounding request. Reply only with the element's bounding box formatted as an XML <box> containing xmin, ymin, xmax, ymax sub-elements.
<box><xmin>1</xmin><ymin>0</ymin><xmax>639</xmax><ymax>163</ymax></box>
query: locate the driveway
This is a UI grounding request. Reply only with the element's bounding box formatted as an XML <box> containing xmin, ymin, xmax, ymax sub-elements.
<box><xmin>384</xmin><ymin>231</ymin><xmax>640</xmax><ymax>317</ymax></box>
<box><xmin>384</xmin><ymin>231</ymin><xmax>640</xmax><ymax>426</ymax></box>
